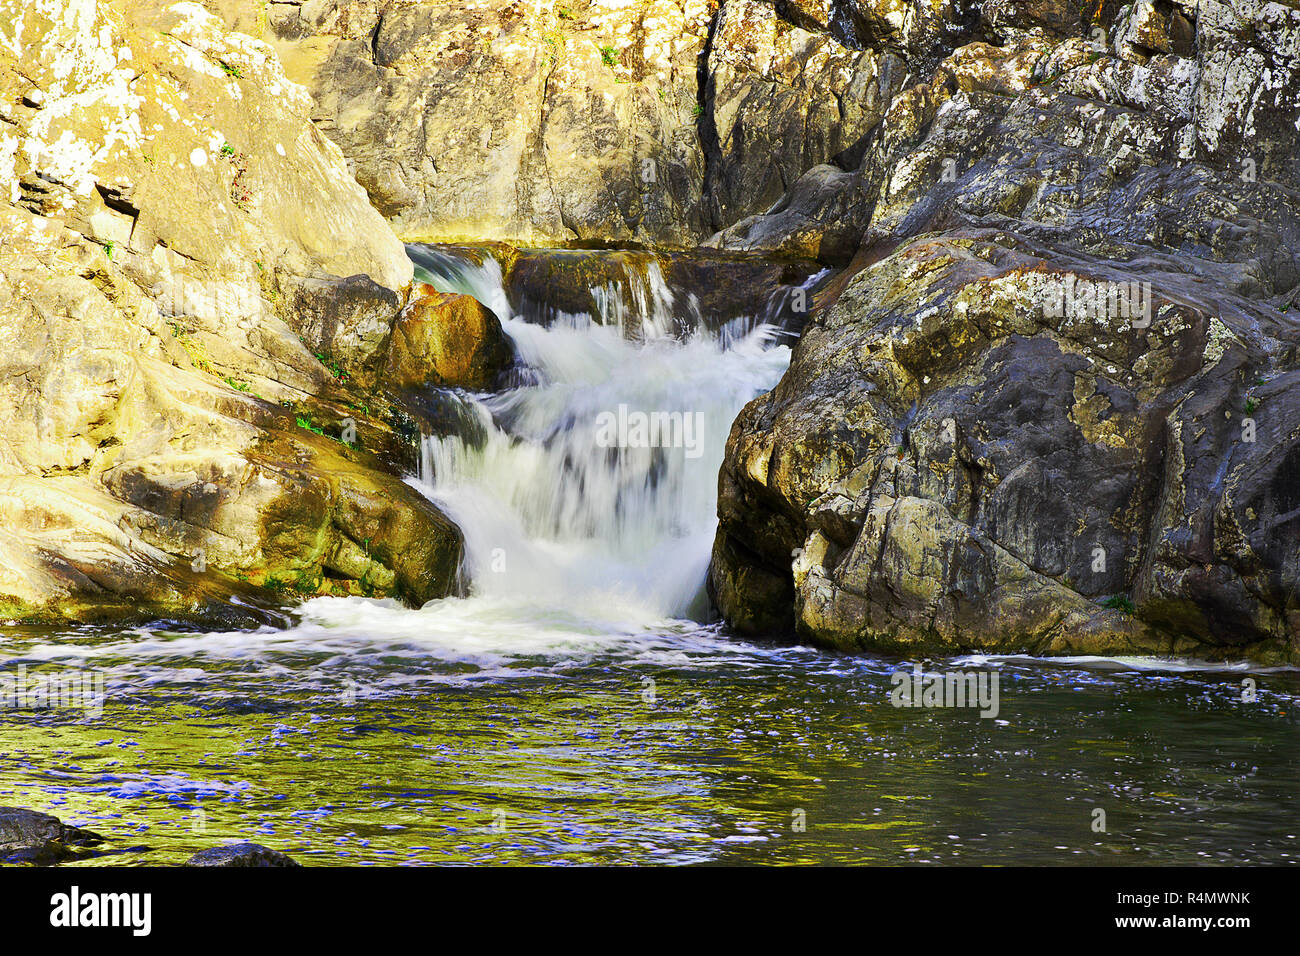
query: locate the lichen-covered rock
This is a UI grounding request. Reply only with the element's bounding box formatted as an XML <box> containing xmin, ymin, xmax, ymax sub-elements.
<box><xmin>0</xmin><ymin>807</ymin><xmax>104</xmax><ymax>865</ymax></box>
<box><xmin>711</xmin><ymin>229</ymin><xmax>1300</xmax><ymax>661</ymax></box>
<box><xmin>719</xmin><ymin>0</ymin><xmax>1300</xmax><ymax>281</ymax></box>
<box><xmin>842</xmin><ymin>0</ymin><xmax>974</xmax><ymax>63</ymax></box>
<box><xmin>707</xmin><ymin>0</ymin><xmax>1300</xmax><ymax>665</ymax></box>
<box><xmin>0</xmin><ymin>0</ymin><xmax>463</xmax><ymax>624</ymax></box>
<box><xmin>1114</xmin><ymin>0</ymin><xmax>1196</xmax><ymax>60</ymax></box>
<box><xmin>980</xmin><ymin>0</ymin><xmax>1089</xmax><ymax>43</ymax></box>
<box><xmin>185</xmin><ymin>841</ymin><xmax>300</xmax><ymax>866</ymax></box>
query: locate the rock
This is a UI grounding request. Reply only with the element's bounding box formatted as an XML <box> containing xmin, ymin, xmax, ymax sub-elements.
<box><xmin>703</xmin><ymin>1</ymin><xmax>1299</xmax><ymax>662</ymax></box>
<box><xmin>702</xmin><ymin>163</ymin><xmax>875</xmax><ymax>264</ymax></box>
<box><xmin>185</xmin><ymin>842</ymin><xmax>301</xmax><ymax>867</ymax></box>
<box><xmin>507</xmin><ymin>249</ymin><xmax>661</xmax><ymax>325</ymax></box>
<box><xmin>0</xmin><ymin>0</ymin><xmax>464</xmax><ymax>624</ymax></box>
<box><xmin>287</xmin><ymin>275</ymin><xmax>405</xmax><ymax>387</ymax></box>
<box><xmin>504</xmin><ymin>246</ymin><xmax>824</xmax><ymax>337</ymax></box>
<box><xmin>844</xmin><ymin>0</ymin><xmax>975</xmax><ymax>64</ymax></box>
<box><xmin>385</xmin><ymin>287</ymin><xmax>515</xmax><ymax>390</ymax></box>
<box><xmin>711</xmin><ymin>229</ymin><xmax>1300</xmax><ymax>661</ymax></box>
<box><xmin>1115</xmin><ymin>0</ymin><xmax>1197</xmax><ymax>61</ymax></box>
<box><xmin>659</xmin><ymin>251</ymin><xmax>827</xmax><ymax>335</ymax></box>
<box><xmin>701</xmin><ymin>0</ymin><xmax>906</xmax><ymax>228</ymax></box>
<box><xmin>722</xmin><ymin>0</ymin><xmax>1300</xmax><ymax>277</ymax></box>
<box><xmin>268</xmin><ymin>0</ymin><xmax>715</xmax><ymax>245</ymax></box>
<box><xmin>260</xmin><ymin>0</ymin><xmax>942</xmax><ymax>245</ymax></box>
<box><xmin>981</xmin><ymin>0</ymin><xmax>1088</xmax><ymax>43</ymax></box>
<box><xmin>771</xmin><ymin>0</ymin><xmax>836</xmax><ymax>34</ymax></box>
<box><xmin>0</xmin><ymin>808</ymin><xmax>104</xmax><ymax>865</ymax></box>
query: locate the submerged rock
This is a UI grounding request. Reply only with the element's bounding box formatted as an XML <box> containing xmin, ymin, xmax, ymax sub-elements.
<box><xmin>0</xmin><ymin>808</ymin><xmax>104</xmax><ymax>865</ymax></box>
<box><xmin>185</xmin><ymin>842</ymin><xmax>301</xmax><ymax>867</ymax></box>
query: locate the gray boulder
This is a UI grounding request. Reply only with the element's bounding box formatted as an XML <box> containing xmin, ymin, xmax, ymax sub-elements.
<box><xmin>185</xmin><ymin>842</ymin><xmax>302</xmax><ymax>867</ymax></box>
<box><xmin>0</xmin><ymin>808</ymin><xmax>104</xmax><ymax>865</ymax></box>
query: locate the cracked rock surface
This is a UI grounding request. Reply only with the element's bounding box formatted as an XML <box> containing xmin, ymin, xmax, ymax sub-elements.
<box><xmin>708</xmin><ymin>0</ymin><xmax>1300</xmax><ymax>660</ymax></box>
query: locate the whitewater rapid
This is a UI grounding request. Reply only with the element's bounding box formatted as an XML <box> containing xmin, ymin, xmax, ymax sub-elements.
<box><xmin>405</xmin><ymin>248</ymin><xmax>802</xmax><ymax>625</ymax></box>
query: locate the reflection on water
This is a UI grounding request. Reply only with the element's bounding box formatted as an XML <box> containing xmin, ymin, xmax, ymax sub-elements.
<box><xmin>1</xmin><ymin>598</ymin><xmax>1296</xmax><ymax>866</ymax></box>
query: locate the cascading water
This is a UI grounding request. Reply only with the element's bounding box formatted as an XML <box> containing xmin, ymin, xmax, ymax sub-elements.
<box><xmin>406</xmin><ymin>247</ymin><xmax>817</xmax><ymax>624</ymax></box>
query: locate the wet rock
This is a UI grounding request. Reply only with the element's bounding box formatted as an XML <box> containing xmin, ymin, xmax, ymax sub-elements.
<box><xmin>385</xmin><ymin>288</ymin><xmax>515</xmax><ymax>390</ymax></box>
<box><xmin>505</xmin><ymin>247</ymin><xmax>825</xmax><ymax>337</ymax></box>
<box><xmin>507</xmin><ymin>249</ymin><xmax>672</xmax><ymax>329</ymax></box>
<box><xmin>660</xmin><ymin>252</ymin><xmax>828</xmax><ymax>335</ymax></box>
<box><xmin>185</xmin><ymin>842</ymin><xmax>301</xmax><ymax>867</ymax></box>
<box><xmin>0</xmin><ymin>808</ymin><xmax>104</xmax><ymax>865</ymax></box>
<box><xmin>702</xmin><ymin>163</ymin><xmax>876</xmax><ymax>264</ymax></box>
<box><xmin>711</xmin><ymin>229</ymin><xmax>1300</xmax><ymax>661</ymax></box>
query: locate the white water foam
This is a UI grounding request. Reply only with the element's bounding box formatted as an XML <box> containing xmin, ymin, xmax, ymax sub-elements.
<box><xmin>407</xmin><ymin>250</ymin><xmax>799</xmax><ymax>625</ymax></box>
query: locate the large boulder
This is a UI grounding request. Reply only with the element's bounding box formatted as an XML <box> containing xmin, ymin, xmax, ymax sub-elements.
<box><xmin>185</xmin><ymin>842</ymin><xmax>301</xmax><ymax>866</ymax></box>
<box><xmin>711</xmin><ymin>230</ymin><xmax>1300</xmax><ymax>661</ymax></box>
<box><xmin>385</xmin><ymin>287</ymin><xmax>515</xmax><ymax>389</ymax></box>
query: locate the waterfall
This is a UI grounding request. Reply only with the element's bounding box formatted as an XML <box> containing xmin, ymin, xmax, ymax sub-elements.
<box><xmin>407</xmin><ymin>247</ymin><xmax>821</xmax><ymax>623</ymax></box>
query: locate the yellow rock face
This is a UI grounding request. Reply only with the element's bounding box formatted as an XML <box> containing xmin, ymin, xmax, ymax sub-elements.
<box><xmin>0</xmin><ymin>1</ymin><xmax>462</xmax><ymax>623</ymax></box>
<box><xmin>385</xmin><ymin>287</ymin><xmax>514</xmax><ymax>390</ymax></box>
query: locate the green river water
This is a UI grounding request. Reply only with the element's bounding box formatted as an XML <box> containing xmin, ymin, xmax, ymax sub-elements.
<box><xmin>1</xmin><ymin>607</ymin><xmax>1296</xmax><ymax>866</ymax></box>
